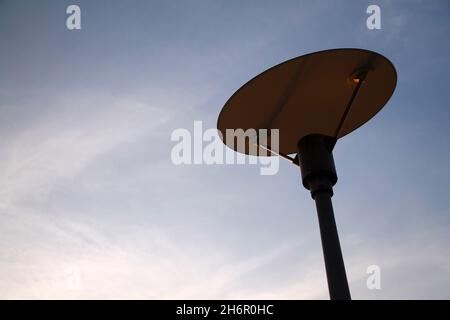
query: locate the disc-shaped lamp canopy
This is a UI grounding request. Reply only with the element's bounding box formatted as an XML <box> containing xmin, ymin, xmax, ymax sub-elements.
<box><xmin>217</xmin><ymin>48</ymin><xmax>397</xmax><ymax>156</ymax></box>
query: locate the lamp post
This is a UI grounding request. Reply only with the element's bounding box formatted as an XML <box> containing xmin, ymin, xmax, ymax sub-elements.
<box><xmin>217</xmin><ymin>48</ymin><xmax>397</xmax><ymax>300</ymax></box>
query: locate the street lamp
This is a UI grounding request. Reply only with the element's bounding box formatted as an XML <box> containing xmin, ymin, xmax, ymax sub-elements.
<box><xmin>217</xmin><ymin>48</ymin><xmax>397</xmax><ymax>300</ymax></box>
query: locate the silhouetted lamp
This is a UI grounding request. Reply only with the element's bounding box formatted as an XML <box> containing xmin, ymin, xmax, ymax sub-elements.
<box><xmin>217</xmin><ymin>48</ymin><xmax>397</xmax><ymax>300</ymax></box>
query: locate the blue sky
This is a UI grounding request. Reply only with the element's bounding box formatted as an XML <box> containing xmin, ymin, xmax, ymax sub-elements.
<box><xmin>0</xmin><ymin>0</ymin><xmax>449</xmax><ymax>299</ymax></box>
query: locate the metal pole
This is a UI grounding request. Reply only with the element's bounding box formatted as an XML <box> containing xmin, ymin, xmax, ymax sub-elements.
<box><xmin>297</xmin><ymin>134</ymin><xmax>351</xmax><ymax>300</ymax></box>
<box><xmin>313</xmin><ymin>188</ymin><xmax>351</xmax><ymax>300</ymax></box>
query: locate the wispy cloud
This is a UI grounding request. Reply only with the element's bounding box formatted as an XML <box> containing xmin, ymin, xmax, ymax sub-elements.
<box><xmin>1</xmin><ymin>0</ymin><xmax>450</xmax><ymax>299</ymax></box>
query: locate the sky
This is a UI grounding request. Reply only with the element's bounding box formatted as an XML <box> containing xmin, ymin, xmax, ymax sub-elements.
<box><xmin>0</xmin><ymin>0</ymin><xmax>449</xmax><ymax>299</ymax></box>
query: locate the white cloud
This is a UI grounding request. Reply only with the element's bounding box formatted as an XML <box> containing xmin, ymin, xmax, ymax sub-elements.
<box><xmin>0</xmin><ymin>95</ymin><xmax>170</xmax><ymax>209</ymax></box>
